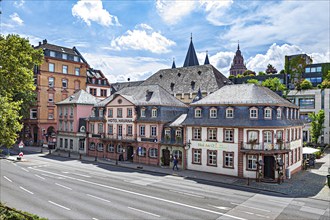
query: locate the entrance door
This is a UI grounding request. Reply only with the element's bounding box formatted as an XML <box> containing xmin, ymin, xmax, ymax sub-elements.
<box><xmin>264</xmin><ymin>156</ymin><xmax>275</xmax><ymax>179</ymax></box>
<box><xmin>162</xmin><ymin>149</ymin><xmax>170</xmax><ymax>166</ymax></box>
<box><xmin>127</xmin><ymin>146</ymin><xmax>134</xmax><ymax>162</ymax></box>
<box><xmin>33</xmin><ymin>127</ymin><xmax>38</xmax><ymax>144</ymax></box>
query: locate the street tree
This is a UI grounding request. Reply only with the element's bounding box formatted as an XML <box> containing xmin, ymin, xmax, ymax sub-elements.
<box><xmin>308</xmin><ymin>110</ymin><xmax>325</xmax><ymax>144</ymax></box>
<box><xmin>0</xmin><ymin>34</ymin><xmax>43</xmax><ymax>147</ymax></box>
<box><xmin>261</xmin><ymin>77</ymin><xmax>286</xmax><ymax>92</ymax></box>
<box><xmin>246</xmin><ymin>79</ymin><xmax>260</xmax><ymax>85</ymax></box>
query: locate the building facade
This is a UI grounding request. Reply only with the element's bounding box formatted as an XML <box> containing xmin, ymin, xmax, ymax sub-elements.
<box><xmin>229</xmin><ymin>43</ymin><xmax>247</xmax><ymax>76</ymax></box>
<box><xmin>86</xmin><ymin>68</ymin><xmax>111</xmax><ymax>100</ymax></box>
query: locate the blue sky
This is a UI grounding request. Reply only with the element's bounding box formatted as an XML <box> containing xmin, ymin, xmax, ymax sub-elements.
<box><xmin>2</xmin><ymin>0</ymin><xmax>329</xmax><ymax>82</ymax></box>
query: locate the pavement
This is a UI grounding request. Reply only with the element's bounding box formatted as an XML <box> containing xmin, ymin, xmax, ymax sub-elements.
<box><xmin>3</xmin><ymin>145</ymin><xmax>330</xmax><ymax>202</ymax></box>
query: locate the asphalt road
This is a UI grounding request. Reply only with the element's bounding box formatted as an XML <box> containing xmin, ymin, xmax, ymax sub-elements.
<box><xmin>1</xmin><ymin>154</ymin><xmax>329</xmax><ymax>220</ymax></box>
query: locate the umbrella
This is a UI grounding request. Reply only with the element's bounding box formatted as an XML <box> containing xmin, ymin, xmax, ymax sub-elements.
<box><xmin>303</xmin><ymin>147</ymin><xmax>320</xmax><ymax>154</ymax></box>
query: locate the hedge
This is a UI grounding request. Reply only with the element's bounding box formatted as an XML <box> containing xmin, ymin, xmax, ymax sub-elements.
<box><xmin>0</xmin><ymin>203</ymin><xmax>47</xmax><ymax>220</ymax></box>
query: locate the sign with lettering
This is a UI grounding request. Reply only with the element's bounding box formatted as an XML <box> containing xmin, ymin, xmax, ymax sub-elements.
<box><xmin>108</xmin><ymin>119</ymin><xmax>133</xmax><ymax>123</ymax></box>
<box><xmin>196</xmin><ymin>141</ymin><xmax>224</xmax><ymax>149</ymax></box>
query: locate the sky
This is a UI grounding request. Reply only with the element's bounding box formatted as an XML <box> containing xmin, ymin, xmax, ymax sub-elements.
<box><xmin>1</xmin><ymin>0</ymin><xmax>330</xmax><ymax>83</ymax></box>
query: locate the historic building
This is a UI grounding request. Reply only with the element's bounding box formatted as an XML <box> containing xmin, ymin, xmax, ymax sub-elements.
<box><xmin>229</xmin><ymin>43</ymin><xmax>247</xmax><ymax>76</ymax></box>
<box><xmin>23</xmin><ymin>40</ymin><xmax>89</xmax><ymax>145</ymax></box>
<box><xmin>182</xmin><ymin>84</ymin><xmax>303</xmax><ymax>181</ymax></box>
<box><xmin>56</xmin><ymin>90</ymin><xmax>100</xmax><ymax>153</ymax></box>
<box><xmin>86</xmin><ymin>85</ymin><xmax>187</xmax><ymax>166</ymax></box>
<box><xmin>86</xmin><ymin>68</ymin><xmax>111</xmax><ymax>100</ymax></box>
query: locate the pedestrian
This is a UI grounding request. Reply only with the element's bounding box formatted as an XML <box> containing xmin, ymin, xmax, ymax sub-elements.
<box><xmin>173</xmin><ymin>156</ymin><xmax>178</xmax><ymax>171</ymax></box>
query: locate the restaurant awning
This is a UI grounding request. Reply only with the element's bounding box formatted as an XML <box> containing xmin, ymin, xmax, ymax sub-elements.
<box><xmin>303</xmin><ymin>147</ymin><xmax>320</xmax><ymax>154</ymax></box>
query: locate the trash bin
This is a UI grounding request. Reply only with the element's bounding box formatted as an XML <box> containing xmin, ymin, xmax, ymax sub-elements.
<box><xmin>285</xmin><ymin>168</ymin><xmax>291</xmax><ymax>179</ymax></box>
<box><xmin>327</xmin><ymin>175</ymin><xmax>330</xmax><ymax>188</ymax></box>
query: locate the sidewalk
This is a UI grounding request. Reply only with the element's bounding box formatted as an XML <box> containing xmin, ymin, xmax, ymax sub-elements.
<box><xmin>5</xmin><ymin>146</ymin><xmax>330</xmax><ymax>201</ymax></box>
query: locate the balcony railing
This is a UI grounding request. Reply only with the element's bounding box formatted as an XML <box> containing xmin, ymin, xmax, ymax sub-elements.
<box><xmin>241</xmin><ymin>141</ymin><xmax>290</xmax><ymax>151</ymax></box>
<box><xmin>103</xmin><ymin>133</ymin><xmax>137</xmax><ymax>142</ymax></box>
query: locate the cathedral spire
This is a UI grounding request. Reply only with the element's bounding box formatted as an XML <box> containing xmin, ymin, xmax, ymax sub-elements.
<box><xmin>238</xmin><ymin>40</ymin><xmax>240</xmax><ymax>50</ymax></box>
<box><xmin>183</xmin><ymin>34</ymin><xmax>199</xmax><ymax>67</ymax></box>
<box><xmin>204</xmin><ymin>50</ymin><xmax>210</xmax><ymax>65</ymax></box>
<box><xmin>171</xmin><ymin>57</ymin><xmax>176</xmax><ymax>69</ymax></box>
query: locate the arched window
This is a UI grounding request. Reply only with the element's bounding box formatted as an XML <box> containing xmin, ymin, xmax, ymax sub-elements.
<box><xmin>194</xmin><ymin>107</ymin><xmax>202</xmax><ymax>118</ymax></box>
<box><xmin>264</xmin><ymin>107</ymin><xmax>272</xmax><ymax>119</ymax></box>
<box><xmin>89</xmin><ymin>142</ymin><xmax>95</xmax><ymax>150</ymax></box>
<box><xmin>149</xmin><ymin>148</ymin><xmax>158</xmax><ymax>158</ymax></box>
<box><xmin>117</xmin><ymin>145</ymin><xmax>123</xmax><ymax>153</ymax></box>
<box><xmin>137</xmin><ymin>147</ymin><xmax>146</xmax><ymax>156</ymax></box>
<box><xmin>97</xmin><ymin>143</ymin><xmax>103</xmax><ymax>152</ymax></box>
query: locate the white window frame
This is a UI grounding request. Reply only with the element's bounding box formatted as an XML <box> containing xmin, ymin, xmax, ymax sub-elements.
<box><xmin>140</xmin><ymin>125</ymin><xmax>145</xmax><ymax>136</ymax></box>
<box><xmin>141</xmin><ymin>108</ymin><xmax>146</xmax><ymax>117</ymax></box>
<box><xmin>264</xmin><ymin>107</ymin><xmax>272</xmax><ymax>119</ymax></box>
<box><xmin>277</xmin><ymin>108</ymin><xmax>282</xmax><ymax>119</ymax></box>
<box><xmin>224</xmin><ymin>152</ymin><xmax>234</xmax><ymax>168</ymax></box>
<box><xmin>62</xmin><ymin>79</ymin><xmax>68</xmax><ymax>88</ymax></box>
<box><xmin>49</xmin><ymin>63</ymin><xmax>55</xmax><ymax>72</ymax></box>
<box><xmin>151</xmin><ymin>108</ymin><xmax>157</xmax><ymax>117</ymax></box>
<box><xmin>210</xmin><ymin>108</ymin><xmax>217</xmax><ymax>118</ymax></box>
<box><xmin>151</xmin><ymin>126</ymin><xmax>157</xmax><ymax>137</ymax></box>
<box><xmin>49</xmin><ymin>51</ymin><xmax>55</xmax><ymax>57</ymax></box>
<box><xmin>195</xmin><ymin>108</ymin><xmax>202</xmax><ymax>118</ymax></box>
<box><xmin>75</xmin><ymin>67</ymin><xmax>80</xmax><ymax>76</ymax></box>
<box><xmin>149</xmin><ymin>148</ymin><xmax>158</xmax><ymax>158</ymax></box>
<box><xmin>247</xmin><ymin>155</ymin><xmax>257</xmax><ymax>170</ymax></box>
<box><xmin>49</xmin><ymin>77</ymin><xmax>54</xmax><ymax>87</ymax></box>
<box><xmin>226</xmin><ymin>108</ymin><xmax>234</xmax><ymax>118</ymax></box>
<box><xmin>62</xmin><ymin>65</ymin><xmax>68</xmax><ymax>74</ymax></box>
<box><xmin>250</xmin><ymin>108</ymin><xmax>258</xmax><ymax>119</ymax></box>
<box><xmin>224</xmin><ymin>129</ymin><xmax>234</xmax><ymax>142</ymax></box>
<box><xmin>30</xmin><ymin>109</ymin><xmax>37</xmax><ymax>119</ymax></box>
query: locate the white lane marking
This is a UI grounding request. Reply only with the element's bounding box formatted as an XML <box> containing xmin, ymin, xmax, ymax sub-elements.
<box><xmin>169</xmin><ymin>190</ymin><xmax>205</xmax><ymax>198</ymax></box>
<box><xmin>29</xmin><ymin>167</ymin><xmax>246</xmax><ymax>220</ymax></box>
<box><xmin>35</xmin><ymin>174</ymin><xmax>45</xmax><ymax>180</ymax></box>
<box><xmin>86</xmin><ymin>194</ymin><xmax>111</xmax><ymax>203</ymax></box>
<box><xmin>21</xmin><ymin>168</ymin><xmax>29</xmax><ymax>172</ymax></box>
<box><xmin>13</xmin><ymin>163</ymin><xmax>17</xmax><ymax>166</ymax></box>
<box><xmin>267</xmin><ymin>199</ymin><xmax>289</xmax><ymax>205</ymax></box>
<box><xmin>72</xmin><ymin>173</ymin><xmax>91</xmax><ymax>178</ymax></box>
<box><xmin>48</xmin><ymin>201</ymin><xmax>70</xmax><ymax>211</ymax></box>
<box><xmin>208</xmin><ymin>205</ymin><xmax>231</xmax><ymax>210</ymax></box>
<box><xmin>62</xmin><ymin>171</ymin><xmax>69</xmax><ymax>174</ymax></box>
<box><xmin>92</xmin><ymin>218</ymin><xmax>98</xmax><ymax>220</ymax></box>
<box><xmin>231</xmin><ymin>202</ymin><xmax>270</xmax><ymax>212</ymax></box>
<box><xmin>128</xmin><ymin>207</ymin><xmax>160</xmax><ymax>218</ymax></box>
<box><xmin>55</xmin><ymin>183</ymin><xmax>72</xmax><ymax>190</ymax></box>
<box><xmin>3</xmin><ymin>176</ymin><xmax>12</xmax><ymax>182</ymax></box>
<box><xmin>256</xmin><ymin>214</ymin><xmax>269</xmax><ymax>218</ymax></box>
<box><xmin>19</xmin><ymin>186</ymin><xmax>34</xmax><ymax>195</ymax></box>
<box><xmin>242</xmin><ymin>211</ymin><xmax>254</xmax><ymax>215</ymax></box>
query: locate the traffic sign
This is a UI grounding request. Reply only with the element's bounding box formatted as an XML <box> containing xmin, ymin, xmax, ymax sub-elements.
<box><xmin>19</xmin><ymin>152</ymin><xmax>23</xmax><ymax>157</ymax></box>
<box><xmin>18</xmin><ymin>141</ymin><xmax>24</xmax><ymax>149</ymax></box>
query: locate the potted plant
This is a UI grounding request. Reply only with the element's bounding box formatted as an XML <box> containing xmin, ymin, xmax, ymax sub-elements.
<box><xmin>248</xmin><ymin>139</ymin><xmax>257</xmax><ymax>149</ymax></box>
<box><xmin>165</xmin><ymin>135</ymin><xmax>170</xmax><ymax>143</ymax></box>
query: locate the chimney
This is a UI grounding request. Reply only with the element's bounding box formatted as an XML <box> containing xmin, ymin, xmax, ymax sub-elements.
<box><xmin>43</xmin><ymin>39</ymin><xmax>47</xmax><ymax>44</ymax></box>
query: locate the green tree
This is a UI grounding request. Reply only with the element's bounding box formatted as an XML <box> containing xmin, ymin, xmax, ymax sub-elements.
<box><xmin>261</xmin><ymin>77</ymin><xmax>286</xmax><ymax>92</ymax></box>
<box><xmin>308</xmin><ymin>110</ymin><xmax>325</xmax><ymax>144</ymax></box>
<box><xmin>247</xmin><ymin>79</ymin><xmax>260</xmax><ymax>85</ymax></box>
<box><xmin>265</xmin><ymin>64</ymin><xmax>277</xmax><ymax>74</ymax></box>
<box><xmin>258</xmin><ymin>71</ymin><xmax>266</xmax><ymax>76</ymax></box>
<box><xmin>0</xmin><ymin>34</ymin><xmax>43</xmax><ymax>147</ymax></box>
<box><xmin>243</xmin><ymin>70</ymin><xmax>256</xmax><ymax>76</ymax></box>
<box><xmin>300</xmin><ymin>79</ymin><xmax>313</xmax><ymax>90</ymax></box>
<box><xmin>285</xmin><ymin>55</ymin><xmax>310</xmax><ymax>84</ymax></box>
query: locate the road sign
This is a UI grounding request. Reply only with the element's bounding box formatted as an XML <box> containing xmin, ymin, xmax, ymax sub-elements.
<box><xmin>19</xmin><ymin>152</ymin><xmax>23</xmax><ymax>157</ymax></box>
<box><xmin>18</xmin><ymin>141</ymin><xmax>24</xmax><ymax>149</ymax></box>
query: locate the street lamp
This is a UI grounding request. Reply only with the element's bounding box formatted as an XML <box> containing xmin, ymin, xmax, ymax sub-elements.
<box><xmin>184</xmin><ymin>139</ymin><xmax>191</xmax><ymax>150</ymax></box>
<box><xmin>276</xmin><ymin>155</ymin><xmax>284</xmax><ymax>184</ymax></box>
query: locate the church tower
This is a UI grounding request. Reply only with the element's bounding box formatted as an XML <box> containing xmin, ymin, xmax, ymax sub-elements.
<box><xmin>183</xmin><ymin>35</ymin><xmax>199</xmax><ymax>67</ymax></box>
<box><xmin>229</xmin><ymin>43</ymin><xmax>247</xmax><ymax>76</ymax></box>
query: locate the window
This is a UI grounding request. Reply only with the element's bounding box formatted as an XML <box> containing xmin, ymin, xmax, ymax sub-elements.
<box><xmin>108</xmin><ymin>124</ymin><xmax>113</xmax><ymax>135</ymax></box>
<box><xmin>263</xmin><ymin>131</ymin><xmax>272</xmax><ymax>144</ymax></box>
<box><xmin>195</xmin><ymin>108</ymin><xmax>202</xmax><ymax>118</ymax></box>
<box><xmin>151</xmin><ymin>126</ymin><xmax>157</xmax><ymax>136</ymax></box>
<box><xmin>90</xmin><ymin>88</ymin><xmax>97</xmax><ymax>96</ymax></box>
<box><xmin>193</xmin><ymin>127</ymin><xmax>201</xmax><ymax>140</ymax></box>
<box><xmin>49</xmin><ymin>63</ymin><xmax>55</xmax><ymax>72</ymax></box>
<box><xmin>176</xmin><ymin>129</ymin><xmax>182</xmax><ymax>138</ymax></box>
<box><xmin>299</xmin><ymin>98</ymin><xmax>315</xmax><ymax>109</ymax></box>
<box><xmin>173</xmin><ymin>150</ymin><xmax>182</xmax><ymax>161</ymax></box>
<box><xmin>62</xmin><ymin>53</ymin><xmax>67</xmax><ymax>60</ymax></box>
<box><xmin>250</xmin><ymin>108</ymin><xmax>258</xmax><ymax>118</ymax></box>
<box><xmin>30</xmin><ymin>109</ymin><xmax>37</xmax><ymax>119</ymax></box>
<box><xmin>97</xmin><ymin>143</ymin><xmax>103</xmax><ymax>152</ymax></box>
<box><xmin>107</xmin><ymin>144</ymin><xmax>115</xmax><ymax>153</ymax></box>
<box><xmin>79</xmin><ymin>140</ymin><xmax>85</xmax><ymax>151</ymax></box>
<box><xmin>141</xmin><ymin>108</ymin><xmax>146</xmax><ymax>117</ymax></box>
<box><xmin>64</xmin><ymin>122</ymin><xmax>68</xmax><ymax>131</ymax></box>
<box><xmin>48</xmin><ymin>93</ymin><xmax>54</xmax><ymax>102</ymax></box>
<box><xmin>62</xmin><ymin>65</ymin><xmax>68</xmax><ymax>74</ymax></box>
<box><xmin>99</xmin><ymin>109</ymin><xmax>103</xmax><ymax>117</ymax></box>
<box><xmin>59</xmin><ymin>121</ymin><xmax>62</xmax><ymax>131</ymax></box>
<box><xmin>149</xmin><ymin>148</ymin><xmax>158</xmax><ymax>158</ymax></box>
<box><xmin>264</xmin><ymin>108</ymin><xmax>272</xmax><ymax>119</ymax></box>
<box><xmin>90</xmin><ymin>123</ymin><xmax>95</xmax><ymax>134</ymax></box>
<box><xmin>89</xmin><ymin>142</ymin><xmax>95</xmax><ymax>150</ymax></box>
<box><xmin>48</xmin><ymin>109</ymin><xmax>54</xmax><ymax>119</ymax></box>
<box><xmin>247</xmin><ymin>155</ymin><xmax>257</xmax><ymax>170</ymax></box>
<box><xmin>137</xmin><ymin>147</ymin><xmax>146</xmax><ymax>156</ymax></box>
<box><xmin>140</xmin><ymin>125</ymin><xmax>145</xmax><ymax>136</ymax></box>
<box><xmin>70</xmin><ymin>121</ymin><xmax>73</xmax><ymax>131</ymax></box>
<box><xmin>75</xmin><ymin>68</ymin><xmax>80</xmax><ymax>76</ymax></box>
<box><xmin>70</xmin><ymin>106</ymin><xmax>74</xmax><ymax>116</ymax></box>
<box><xmin>226</xmin><ymin>108</ymin><xmax>234</xmax><ymax>118</ymax></box>
<box><xmin>165</xmin><ymin>129</ymin><xmax>171</xmax><ymax>141</ymax></box>
<box><xmin>118</xmin><ymin>125</ymin><xmax>123</xmax><ymax>137</ymax></box>
<box><xmin>60</xmin><ymin>138</ymin><xmax>63</xmax><ymax>148</ymax></box>
<box><xmin>59</xmin><ymin>107</ymin><xmax>62</xmax><ymax>116</ymax></box>
<box><xmin>108</xmin><ymin>108</ymin><xmax>113</xmax><ymax>118</ymax></box>
<box><xmin>127</xmin><ymin>108</ymin><xmax>132</xmax><ymax>118</ymax></box>
<box><xmin>192</xmin><ymin>149</ymin><xmax>202</xmax><ymax>164</ymax></box>
<box><xmin>277</xmin><ymin>108</ymin><xmax>281</xmax><ymax>119</ymax></box>
<box><xmin>50</xmin><ymin>51</ymin><xmax>55</xmax><ymax>57</ymax></box>
<box><xmin>49</xmin><ymin>77</ymin><xmax>54</xmax><ymax>87</ymax></box>
<box><xmin>224</xmin><ymin>152</ymin><xmax>234</xmax><ymax>168</ymax></box>
<box><xmin>152</xmin><ymin>108</ymin><xmax>157</xmax><ymax>117</ymax></box>
<box><xmin>91</xmin><ymin>109</ymin><xmax>95</xmax><ymax>117</ymax></box>
<box><xmin>64</xmin><ymin>107</ymin><xmax>68</xmax><ymax>116</ymax></box>
<box><xmin>247</xmin><ymin>131</ymin><xmax>258</xmax><ymax>143</ymax></box>
<box><xmin>208</xmin><ymin>128</ymin><xmax>217</xmax><ymax>141</ymax></box>
<box><xmin>98</xmin><ymin>123</ymin><xmax>103</xmax><ymax>133</ymax></box>
<box><xmin>277</xmin><ymin>130</ymin><xmax>283</xmax><ymax>140</ymax></box>
<box><xmin>74</xmin><ymin>56</ymin><xmax>79</xmax><ymax>62</ymax></box>
<box><xmin>117</xmin><ymin>108</ymin><xmax>123</xmax><ymax>117</ymax></box>
<box><xmin>70</xmin><ymin>139</ymin><xmax>73</xmax><ymax>149</ymax></box>
<box><xmin>117</xmin><ymin>145</ymin><xmax>123</xmax><ymax>153</ymax></box>
<box><xmin>210</xmin><ymin>108</ymin><xmax>217</xmax><ymax>118</ymax></box>
<box><xmin>62</xmin><ymin>79</ymin><xmax>68</xmax><ymax>88</ymax></box>
<box><xmin>100</xmin><ymin>89</ymin><xmax>107</xmax><ymax>97</ymax></box>
<box><xmin>224</xmin><ymin>129</ymin><xmax>234</xmax><ymax>142</ymax></box>
<box><xmin>127</xmin><ymin>125</ymin><xmax>132</xmax><ymax>136</ymax></box>
<box><xmin>207</xmin><ymin>150</ymin><xmax>217</xmax><ymax>166</ymax></box>
<box><xmin>64</xmin><ymin>139</ymin><xmax>68</xmax><ymax>148</ymax></box>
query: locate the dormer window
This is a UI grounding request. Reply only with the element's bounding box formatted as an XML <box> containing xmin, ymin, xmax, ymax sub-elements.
<box><xmin>141</xmin><ymin>108</ymin><xmax>146</xmax><ymax>117</ymax></box>
<box><xmin>50</xmin><ymin>51</ymin><xmax>55</xmax><ymax>57</ymax></box>
<box><xmin>209</xmin><ymin>108</ymin><xmax>217</xmax><ymax>118</ymax></box>
<box><xmin>250</xmin><ymin>107</ymin><xmax>258</xmax><ymax>119</ymax></box>
<box><xmin>99</xmin><ymin>109</ymin><xmax>104</xmax><ymax>117</ymax></box>
<box><xmin>152</xmin><ymin>108</ymin><xmax>157</xmax><ymax>117</ymax></box>
<box><xmin>264</xmin><ymin>107</ymin><xmax>272</xmax><ymax>119</ymax></box>
<box><xmin>91</xmin><ymin>109</ymin><xmax>95</xmax><ymax>117</ymax></box>
<box><xmin>194</xmin><ymin>108</ymin><xmax>202</xmax><ymax>118</ymax></box>
<box><xmin>277</xmin><ymin>108</ymin><xmax>282</xmax><ymax>119</ymax></box>
<box><xmin>226</xmin><ymin>107</ymin><xmax>234</xmax><ymax>118</ymax></box>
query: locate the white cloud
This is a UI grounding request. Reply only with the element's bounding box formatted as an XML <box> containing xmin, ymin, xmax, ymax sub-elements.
<box><xmin>14</xmin><ymin>0</ymin><xmax>25</xmax><ymax>8</ymax></box>
<box><xmin>83</xmin><ymin>53</ymin><xmax>169</xmax><ymax>82</ymax></box>
<box><xmin>109</xmin><ymin>24</ymin><xmax>176</xmax><ymax>54</ymax></box>
<box><xmin>199</xmin><ymin>0</ymin><xmax>234</xmax><ymax>26</ymax></box>
<box><xmin>156</xmin><ymin>0</ymin><xmax>197</xmax><ymax>25</ymax></box>
<box><xmin>72</xmin><ymin>0</ymin><xmax>120</xmax><ymax>26</ymax></box>
<box><xmin>10</xmin><ymin>13</ymin><xmax>24</xmax><ymax>26</ymax></box>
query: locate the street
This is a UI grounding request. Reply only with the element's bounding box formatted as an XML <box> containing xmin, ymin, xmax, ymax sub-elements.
<box><xmin>1</xmin><ymin>153</ymin><xmax>329</xmax><ymax>220</ymax></box>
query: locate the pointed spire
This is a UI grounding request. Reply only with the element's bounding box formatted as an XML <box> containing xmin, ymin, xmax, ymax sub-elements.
<box><xmin>183</xmin><ymin>34</ymin><xmax>199</xmax><ymax>67</ymax></box>
<box><xmin>204</xmin><ymin>50</ymin><xmax>210</xmax><ymax>65</ymax></box>
<box><xmin>171</xmin><ymin>57</ymin><xmax>176</xmax><ymax>69</ymax></box>
<box><xmin>192</xmin><ymin>88</ymin><xmax>203</xmax><ymax>103</ymax></box>
<box><xmin>238</xmin><ymin>40</ymin><xmax>240</xmax><ymax>50</ymax></box>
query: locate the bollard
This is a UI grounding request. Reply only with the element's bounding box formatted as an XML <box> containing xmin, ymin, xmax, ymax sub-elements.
<box><xmin>95</xmin><ymin>156</ymin><xmax>97</xmax><ymax>162</ymax></box>
<box><xmin>247</xmin><ymin>177</ymin><xmax>250</xmax><ymax>185</ymax></box>
<box><xmin>68</xmin><ymin>151</ymin><xmax>71</xmax><ymax>158</ymax></box>
<box><xmin>79</xmin><ymin>154</ymin><xmax>82</xmax><ymax>160</ymax></box>
<box><xmin>116</xmin><ymin>159</ymin><xmax>118</xmax><ymax>165</ymax></box>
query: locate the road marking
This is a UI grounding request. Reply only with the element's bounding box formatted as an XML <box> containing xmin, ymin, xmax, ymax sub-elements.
<box><xmin>48</xmin><ymin>201</ymin><xmax>70</xmax><ymax>211</ymax></box>
<box><xmin>55</xmin><ymin>183</ymin><xmax>72</xmax><ymax>190</ymax></box>
<box><xmin>128</xmin><ymin>207</ymin><xmax>160</xmax><ymax>218</ymax></box>
<box><xmin>242</xmin><ymin>211</ymin><xmax>254</xmax><ymax>215</ymax></box>
<box><xmin>256</xmin><ymin>214</ymin><xmax>269</xmax><ymax>218</ymax></box>
<box><xmin>208</xmin><ymin>205</ymin><xmax>231</xmax><ymax>210</ymax></box>
<box><xmin>29</xmin><ymin>167</ymin><xmax>246</xmax><ymax>220</ymax></box>
<box><xmin>3</xmin><ymin>176</ymin><xmax>12</xmax><ymax>182</ymax></box>
<box><xmin>72</xmin><ymin>173</ymin><xmax>91</xmax><ymax>178</ymax></box>
<box><xmin>19</xmin><ymin>186</ymin><xmax>34</xmax><ymax>195</ymax></box>
<box><xmin>92</xmin><ymin>218</ymin><xmax>98</xmax><ymax>220</ymax></box>
<box><xmin>231</xmin><ymin>202</ymin><xmax>270</xmax><ymax>212</ymax></box>
<box><xmin>267</xmin><ymin>199</ymin><xmax>289</xmax><ymax>205</ymax></box>
<box><xmin>13</xmin><ymin>163</ymin><xmax>17</xmax><ymax>166</ymax></box>
<box><xmin>169</xmin><ymin>190</ymin><xmax>205</xmax><ymax>198</ymax></box>
<box><xmin>35</xmin><ymin>174</ymin><xmax>45</xmax><ymax>180</ymax></box>
<box><xmin>86</xmin><ymin>194</ymin><xmax>111</xmax><ymax>203</ymax></box>
<box><xmin>21</xmin><ymin>168</ymin><xmax>29</xmax><ymax>172</ymax></box>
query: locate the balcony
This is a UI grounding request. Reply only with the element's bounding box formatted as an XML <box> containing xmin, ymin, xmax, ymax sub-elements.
<box><xmin>102</xmin><ymin>133</ymin><xmax>137</xmax><ymax>142</ymax></box>
<box><xmin>241</xmin><ymin>141</ymin><xmax>290</xmax><ymax>153</ymax></box>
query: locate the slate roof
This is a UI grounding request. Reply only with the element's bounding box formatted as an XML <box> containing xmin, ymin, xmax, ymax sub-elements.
<box><xmin>169</xmin><ymin>114</ymin><xmax>187</xmax><ymax>127</ymax></box>
<box><xmin>87</xmin><ymin>68</ymin><xmax>105</xmax><ymax>79</ymax></box>
<box><xmin>183</xmin><ymin>38</ymin><xmax>199</xmax><ymax>67</ymax></box>
<box><xmin>204</xmin><ymin>53</ymin><xmax>210</xmax><ymax>65</ymax></box>
<box><xmin>141</xmin><ymin>64</ymin><xmax>231</xmax><ymax>94</ymax></box>
<box><xmin>35</xmin><ymin>40</ymin><xmax>77</xmax><ymax>56</ymax></box>
<box><xmin>191</xmin><ymin>84</ymin><xmax>298</xmax><ymax>108</ymax></box>
<box><xmin>56</xmin><ymin>90</ymin><xmax>100</xmax><ymax>105</ymax></box>
<box><xmin>111</xmin><ymin>80</ymin><xmax>144</xmax><ymax>94</ymax></box>
<box><xmin>96</xmin><ymin>84</ymin><xmax>187</xmax><ymax>108</ymax></box>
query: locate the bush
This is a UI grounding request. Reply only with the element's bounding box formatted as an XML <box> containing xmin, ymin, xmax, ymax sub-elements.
<box><xmin>0</xmin><ymin>203</ymin><xmax>47</xmax><ymax>220</ymax></box>
<box><xmin>314</xmin><ymin>151</ymin><xmax>322</xmax><ymax>159</ymax></box>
